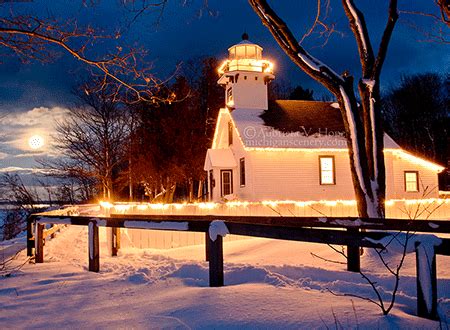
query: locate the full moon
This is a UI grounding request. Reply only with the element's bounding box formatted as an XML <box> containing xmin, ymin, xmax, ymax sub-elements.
<box><xmin>28</xmin><ymin>135</ymin><xmax>45</xmax><ymax>150</ymax></box>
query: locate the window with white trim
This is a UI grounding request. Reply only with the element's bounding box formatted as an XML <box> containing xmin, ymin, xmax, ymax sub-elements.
<box><xmin>209</xmin><ymin>170</ymin><xmax>214</xmax><ymax>200</ymax></box>
<box><xmin>319</xmin><ymin>156</ymin><xmax>335</xmax><ymax>185</ymax></box>
<box><xmin>405</xmin><ymin>171</ymin><xmax>419</xmax><ymax>192</ymax></box>
<box><xmin>228</xmin><ymin>121</ymin><xmax>233</xmax><ymax>146</ymax></box>
<box><xmin>240</xmin><ymin>158</ymin><xmax>246</xmax><ymax>187</ymax></box>
<box><xmin>221</xmin><ymin>170</ymin><xmax>233</xmax><ymax>196</ymax></box>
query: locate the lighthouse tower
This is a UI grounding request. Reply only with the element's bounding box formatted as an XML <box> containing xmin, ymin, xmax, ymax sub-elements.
<box><xmin>218</xmin><ymin>34</ymin><xmax>275</xmax><ymax>110</ymax></box>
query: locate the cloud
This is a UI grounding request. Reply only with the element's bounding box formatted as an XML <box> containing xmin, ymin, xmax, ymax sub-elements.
<box><xmin>0</xmin><ymin>166</ymin><xmax>34</xmax><ymax>173</ymax></box>
<box><xmin>12</xmin><ymin>152</ymin><xmax>48</xmax><ymax>158</ymax></box>
<box><xmin>0</xmin><ymin>106</ymin><xmax>69</xmax><ymax>153</ymax></box>
<box><xmin>0</xmin><ymin>166</ymin><xmax>57</xmax><ymax>175</ymax></box>
<box><xmin>0</xmin><ymin>106</ymin><xmax>69</xmax><ymax>171</ymax></box>
<box><xmin>0</xmin><ymin>106</ymin><xmax>68</xmax><ymax>127</ymax></box>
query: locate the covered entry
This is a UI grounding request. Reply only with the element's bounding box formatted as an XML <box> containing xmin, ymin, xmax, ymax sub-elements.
<box><xmin>204</xmin><ymin>149</ymin><xmax>237</xmax><ymax>201</ymax></box>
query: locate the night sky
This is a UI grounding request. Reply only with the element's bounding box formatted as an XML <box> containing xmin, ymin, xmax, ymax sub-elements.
<box><xmin>0</xmin><ymin>0</ymin><xmax>448</xmax><ymax>174</ymax></box>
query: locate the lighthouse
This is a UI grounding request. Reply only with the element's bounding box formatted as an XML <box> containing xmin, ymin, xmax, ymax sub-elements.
<box><xmin>217</xmin><ymin>33</ymin><xmax>275</xmax><ymax>110</ymax></box>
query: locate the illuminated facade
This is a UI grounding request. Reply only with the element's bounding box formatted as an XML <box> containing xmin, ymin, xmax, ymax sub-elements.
<box><xmin>204</xmin><ymin>36</ymin><xmax>445</xmax><ymax>203</ymax></box>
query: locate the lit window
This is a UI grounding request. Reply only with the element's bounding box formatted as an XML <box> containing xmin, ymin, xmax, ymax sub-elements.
<box><xmin>226</xmin><ymin>88</ymin><xmax>233</xmax><ymax>104</ymax></box>
<box><xmin>240</xmin><ymin>158</ymin><xmax>246</xmax><ymax>186</ymax></box>
<box><xmin>229</xmin><ymin>48</ymin><xmax>236</xmax><ymax>59</ymax></box>
<box><xmin>236</xmin><ymin>46</ymin><xmax>245</xmax><ymax>59</ymax></box>
<box><xmin>221</xmin><ymin>170</ymin><xmax>233</xmax><ymax>196</ymax></box>
<box><xmin>246</xmin><ymin>46</ymin><xmax>256</xmax><ymax>58</ymax></box>
<box><xmin>319</xmin><ymin>156</ymin><xmax>335</xmax><ymax>185</ymax></box>
<box><xmin>405</xmin><ymin>171</ymin><xmax>419</xmax><ymax>192</ymax></box>
<box><xmin>228</xmin><ymin>121</ymin><xmax>233</xmax><ymax>146</ymax></box>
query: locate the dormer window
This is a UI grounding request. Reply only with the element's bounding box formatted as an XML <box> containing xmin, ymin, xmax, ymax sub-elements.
<box><xmin>228</xmin><ymin>121</ymin><xmax>233</xmax><ymax>146</ymax></box>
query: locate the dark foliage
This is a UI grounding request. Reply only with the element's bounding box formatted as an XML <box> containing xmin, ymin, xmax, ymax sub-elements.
<box><xmin>128</xmin><ymin>57</ymin><xmax>224</xmax><ymax>202</ymax></box>
<box><xmin>268</xmin><ymin>80</ymin><xmax>315</xmax><ymax>101</ymax></box>
<box><xmin>289</xmin><ymin>86</ymin><xmax>314</xmax><ymax>101</ymax></box>
<box><xmin>382</xmin><ymin>73</ymin><xmax>449</xmax><ymax>164</ymax></box>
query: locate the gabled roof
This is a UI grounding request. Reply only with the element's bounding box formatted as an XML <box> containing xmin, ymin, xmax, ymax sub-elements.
<box><xmin>262</xmin><ymin>100</ymin><xmax>344</xmax><ymax>134</ymax></box>
<box><xmin>230</xmin><ymin>100</ymin><xmax>400</xmax><ymax>150</ymax></box>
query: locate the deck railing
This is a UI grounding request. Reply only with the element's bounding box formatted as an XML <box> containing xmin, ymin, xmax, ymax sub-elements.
<box><xmin>27</xmin><ymin>205</ymin><xmax>450</xmax><ymax>321</ymax></box>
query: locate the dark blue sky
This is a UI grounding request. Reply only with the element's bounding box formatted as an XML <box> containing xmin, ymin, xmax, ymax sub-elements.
<box><xmin>0</xmin><ymin>0</ymin><xmax>448</xmax><ymax>171</ymax></box>
<box><xmin>0</xmin><ymin>0</ymin><xmax>448</xmax><ymax>111</ymax></box>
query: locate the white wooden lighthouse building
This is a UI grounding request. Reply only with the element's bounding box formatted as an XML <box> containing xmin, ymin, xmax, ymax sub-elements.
<box><xmin>204</xmin><ymin>36</ymin><xmax>444</xmax><ymax>203</ymax></box>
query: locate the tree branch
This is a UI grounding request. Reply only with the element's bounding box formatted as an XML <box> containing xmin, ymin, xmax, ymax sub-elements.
<box><xmin>248</xmin><ymin>0</ymin><xmax>344</xmax><ymax>92</ymax></box>
<box><xmin>341</xmin><ymin>0</ymin><xmax>375</xmax><ymax>75</ymax></box>
<box><xmin>372</xmin><ymin>0</ymin><xmax>398</xmax><ymax>80</ymax></box>
<box><xmin>0</xmin><ymin>15</ymin><xmax>169</xmax><ymax>104</ymax></box>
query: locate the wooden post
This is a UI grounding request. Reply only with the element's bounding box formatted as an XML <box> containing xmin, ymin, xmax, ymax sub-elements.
<box><xmin>416</xmin><ymin>243</ymin><xmax>438</xmax><ymax>320</ymax></box>
<box><xmin>88</xmin><ymin>221</ymin><xmax>100</xmax><ymax>272</ymax></box>
<box><xmin>27</xmin><ymin>216</ymin><xmax>34</xmax><ymax>257</ymax></box>
<box><xmin>347</xmin><ymin>228</ymin><xmax>360</xmax><ymax>272</ymax></box>
<box><xmin>205</xmin><ymin>232</ymin><xmax>210</xmax><ymax>262</ymax></box>
<box><xmin>35</xmin><ymin>223</ymin><xmax>44</xmax><ymax>263</ymax></box>
<box><xmin>207</xmin><ymin>231</ymin><xmax>224</xmax><ymax>287</ymax></box>
<box><xmin>111</xmin><ymin>227</ymin><xmax>120</xmax><ymax>256</ymax></box>
<box><xmin>116</xmin><ymin>227</ymin><xmax>121</xmax><ymax>250</ymax></box>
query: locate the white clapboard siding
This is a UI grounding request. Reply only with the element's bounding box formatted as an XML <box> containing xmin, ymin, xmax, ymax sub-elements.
<box><xmin>250</xmin><ymin>150</ymin><xmax>355</xmax><ymax>201</ymax></box>
<box><xmin>123</xmin><ymin>229</ymin><xmax>245</xmax><ymax>249</ymax></box>
<box><xmin>121</xmin><ymin>200</ymin><xmax>449</xmax><ymax>249</ymax></box>
<box><xmin>388</xmin><ymin>152</ymin><xmax>440</xmax><ymax>199</ymax></box>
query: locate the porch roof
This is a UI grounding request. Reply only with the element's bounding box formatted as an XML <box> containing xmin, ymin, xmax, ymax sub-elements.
<box><xmin>204</xmin><ymin>148</ymin><xmax>237</xmax><ymax>170</ymax></box>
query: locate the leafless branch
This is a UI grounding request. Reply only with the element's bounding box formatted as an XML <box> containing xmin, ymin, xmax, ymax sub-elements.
<box><xmin>310</xmin><ymin>252</ymin><xmax>346</xmax><ymax>265</ymax></box>
<box><xmin>0</xmin><ymin>13</ymin><xmax>172</xmax><ymax>104</ymax></box>
<box><xmin>299</xmin><ymin>0</ymin><xmax>342</xmax><ymax>48</ymax></box>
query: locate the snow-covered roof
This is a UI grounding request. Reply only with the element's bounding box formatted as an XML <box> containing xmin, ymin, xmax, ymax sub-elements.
<box><xmin>204</xmin><ymin>149</ymin><xmax>237</xmax><ymax>170</ymax></box>
<box><xmin>228</xmin><ymin>39</ymin><xmax>262</xmax><ymax>50</ymax></box>
<box><xmin>230</xmin><ymin>100</ymin><xmax>401</xmax><ymax>150</ymax></box>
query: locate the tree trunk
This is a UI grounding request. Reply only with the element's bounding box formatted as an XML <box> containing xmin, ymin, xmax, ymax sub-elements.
<box><xmin>128</xmin><ymin>158</ymin><xmax>133</xmax><ymax>202</ymax></box>
<box><xmin>188</xmin><ymin>178</ymin><xmax>194</xmax><ymax>203</ymax></box>
<box><xmin>337</xmin><ymin>82</ymin><xmax>385</xmax><ymax>218</ymax></box>
<box><xmin>197</xmin><ymin>179</ymin><xmax>204</xmax><ymax>201</ymax></box>
<box><xmin>248</xmin><ymin>0</ymin><xmax>398</xmax><ymax>219</ymax></box>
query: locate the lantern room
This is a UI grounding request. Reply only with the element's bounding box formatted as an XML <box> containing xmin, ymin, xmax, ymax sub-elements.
<box><xmin>218</xmin><ymin>33</ymin><xmax>274</xmax><ymax>74</ymax></box>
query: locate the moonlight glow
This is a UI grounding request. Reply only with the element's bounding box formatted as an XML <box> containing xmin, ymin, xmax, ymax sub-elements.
<box><xmin>28</xmin><ymin>135</ymin><xmax>45</xmax><ymax>150</ymax></box>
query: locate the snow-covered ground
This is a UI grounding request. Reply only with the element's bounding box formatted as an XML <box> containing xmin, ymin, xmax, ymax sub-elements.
<box><xmin>0</xmin><ymin>226</ymin><xmax>449</xmax><ymax>329</ymax></box>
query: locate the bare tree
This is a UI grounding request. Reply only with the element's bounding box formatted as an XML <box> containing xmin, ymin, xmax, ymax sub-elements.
<box><xmin>248</xmin><ymin>0</ymin><xmax>402</xmax><ymax>218</ymax></box>
<box><xmin>0</xmin><ymin>2</ymin><xmax>172</xmax><ymax>104</ymax></box>
<box><xmin>398</xmin><ymin>1</ymin><xmax>450</xmax><ymax>44</ymax></box>
<box><xmin>0</xmin><ymin>173</ymin><xmax>42</xmax><ymax>240</ymax></box>
<box><xmin>52</xmin><ymin>82</ymin><xmax>130</xmax><ymax>200</ymax></box>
